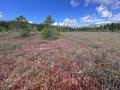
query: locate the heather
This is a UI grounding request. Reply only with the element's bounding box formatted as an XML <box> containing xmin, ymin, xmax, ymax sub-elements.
<box><xmin>0</xmin><ymin>32</ymin><xmax>120</xmax><ymax>90</ymax></box>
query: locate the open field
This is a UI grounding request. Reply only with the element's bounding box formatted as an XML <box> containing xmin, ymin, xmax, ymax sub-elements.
<box><xmin>0</xmin><ymin>32</ymin><xmax>120</xmax><ymax>90</ymax></box>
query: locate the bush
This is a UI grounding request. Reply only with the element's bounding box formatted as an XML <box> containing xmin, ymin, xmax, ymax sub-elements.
<box><xmin>51</xmin><ymin>29</ymin><xmax>60</xmax><ymax>39</ymax></box>
<box><xmin>0</xmin><ymin>27</ymin><xmax>6</xmax><ymax>32</ymax></box>
<box><xmin>41</xmin><ymin>28</ymin><xmax>60</xmax><ymax>40</ymax></box>
<box><xmin>19</xmin><ymin>29</ymin><xmax>31</xmax><ymax>37</ymax></box>
<box><xmin>7</xmin><ymin>29</ymin><xmax>14</xmax><ymax>34</ymax></box>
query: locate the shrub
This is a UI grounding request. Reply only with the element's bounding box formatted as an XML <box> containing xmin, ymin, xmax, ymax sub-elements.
<box><xmin>41</xmin><ymin>28</ymin><xmax>50</xmax><ymax>39</ymax></box>
<box><xmin>0</xmin><ymin>27</ymin><xmax>6</xmax><ymax>32</ymax></box>
<box><xmin>30</xmin><ymin>31</ymin><xmax>36</xmax><ymax>36</ymax></box>
<box><xmin>7</xmin><ymin>29</ymin><xmax>14</xmax><ymax>34</ymax></box>
<box><xmin>51</xmin><ymin>28</ymin><xmax>60</xmax><ymax>39</ymax></box>
<box><xmin>41</xmin><ymin>28</ymin><xmax>60</xmax><ymax>40</ymax></box>
<box><xmin>19</xmin><ymin>29</ymin><xmax>31</xmax><ymax>37</ymax></box>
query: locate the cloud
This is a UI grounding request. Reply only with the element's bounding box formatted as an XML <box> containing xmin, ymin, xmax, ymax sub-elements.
<box><xmin>0</xmin><ymin>12</ymin><xmax>3</xmax><ymax>19</ymax></box>
<box><xmin>28</xmin><ymin>21</ymin><xmax>32</xmax><ymax>24</ymax></box>
<box><xmin>59</xmin><ymin>18</ymin><xmax>77</xmax><ymax>27</ymax></box>
<box><xmin>85</xmin><ymin>0</ymin><xmax>111</xmax><ymax>6</ymax></box>
<box><xmin>53</xmin><ymin>18</ymin><xmax>78</xmax><ymax>27</ymax></box>
<box><xmin>70</xmin><ymin>0</ymin><xmax>79</xmax><ymax>7</ymax></box>
<box><xmin>112</xmin><ymin>13</ymin><xmax>120</xmax><ymax>23</ymax></box>
<box><xmin>96</xmin><ymin>5</ymin><xmax>112</xmax><ymax>18</ymax></box>
<box><xmin>52</xmin><ymin>22</ymin><xmax>58</xmax><ymax>26</ymax></box>
<box><xmin>53</xmin><ymin>13</ymin><xmax>120</xmax><ymax>27</ymax></box>
<box><xmin>85</xmin><ymin>0</ymin><xmax>120</xmax><ymax>9</ymax></box>
<box><xmin>80</xmin><ymin>15</ymin><xmax>111</xmax><ymax>25</ymax></box>
<box><xmin>80</xmin><ymin>15</ymin><xmax>94</xmax><ymax>23</ymax></box>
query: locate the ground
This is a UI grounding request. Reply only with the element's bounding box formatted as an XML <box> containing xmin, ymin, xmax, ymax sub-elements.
<box><xmin>0</xmin><ymin>32</ymin><xmax>120</xmax><ymax>90</ymax></box>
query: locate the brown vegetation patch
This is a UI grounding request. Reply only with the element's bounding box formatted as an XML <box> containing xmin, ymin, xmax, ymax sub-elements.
<box><xmin>23</xmin><ymin>39</ymin><xmax>74</xmax><ymax>52</ymax></box>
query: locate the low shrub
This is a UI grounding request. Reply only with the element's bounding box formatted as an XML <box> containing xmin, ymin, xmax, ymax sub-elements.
<box><xmin>51</xmin><ymin>28</ymin><xmax>60</xmax><ymax>39</ymax></box>
<box><xmin>19</xmin><ymin>29</ymin><xmax>31</xmax><ymax>37</ymax></box>
<box><xmin>41</xmin><ymin>28</ymin><xmax>60</xmax><ymax>40</ymax></box>
<box><xmin>30</xmin><ymin>32</ymin><xmax>36</xmax><ymax>36</ymax></box>
<box><xmin>0</xmin><ymin>27</ymin><xmax>6</xmax><ymax>32</ymax></box>
<box><xmin>41</xmin><ymin>28</ymin><xmax>50</xmax><ymax>39</ymax></box>
<box><xmin>7</xmin><ymin>29</ymin><xmax>14</xmax><ymax>34</ymax></box>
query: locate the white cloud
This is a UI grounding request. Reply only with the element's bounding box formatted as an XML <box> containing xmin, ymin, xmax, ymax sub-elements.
<box><xmin>52</xmin><ymin>22</ymin><xmax>58</xmax><ymax>26</ymax></box>
<box><xmin>85</xmin><ymin>0</ymin><xmax>110</xmax><ymax>6</ymax></box>
<box><xmin>96</xmin><ymin>5</ymin><xmax>112</xmax><ymax>18</ymax></box>
<box><xmin>80</xmin><ymin>15</ymin><xmax>111</xmax><ymax>25</ymax></box>
<box><xmin>0</xmin><ymin>12</ymin><xmax>3</xmax><ymax>19</ymax></box>
<box><xmin>28</xmin><ymin>21</ymin><xmax>32</xmax><ymax>24</ymax></box>
<box><xmin>80</xmin><ymin>12</ymin><xmax>120</xmax><ymax>26</ymax></box>
<box><xmin>85</xmin><ymin>0</ymin><xmax>120</xmax><ymax>9</ymax></box>
<box><xmin>70</xmin><ymin>0</ymin><xmax>79</xmax><ymax>7</ymax></box>
<box><xmin>59</xmin><ymin>18</ymin><xmax>77</xmax><ymax>27</ymax></box>
<box><xmin>80</xmin><ymin>15</ymin><xmax>94</xmax><ymax>23</ymax></box>
<box><xmin>112</xmin><ymin>13</ymin><xmax>120</xmax><ymax>23</ymax></box>
<box><xmin>53</xmin><ymin>18</ymin><xmax>78</xmax><ymax>27</ymax></box>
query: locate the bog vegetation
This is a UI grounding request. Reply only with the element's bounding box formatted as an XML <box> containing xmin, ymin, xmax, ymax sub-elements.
<box><xmin>0</xmin><ymin>15</ymin><xmax>120</xmax><ymax>90</ymax></box>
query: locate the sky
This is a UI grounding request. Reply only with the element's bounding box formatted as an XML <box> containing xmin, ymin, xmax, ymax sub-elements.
<box><xmin>0</xmin><ymin>0</ymin><xmax>120</xmax><ymax>27</ymax></box>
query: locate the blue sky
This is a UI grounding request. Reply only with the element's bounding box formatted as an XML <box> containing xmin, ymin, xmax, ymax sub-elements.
<box><xmin>0</xmin><ymin>0</ymin><xmax>120</xmax><ymax>27</ymax></box>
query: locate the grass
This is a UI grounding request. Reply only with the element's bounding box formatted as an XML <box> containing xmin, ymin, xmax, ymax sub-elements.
<box><xmin>0</xmin><ymin>32</ymin><xmax>120</xmax><ymax>90</ymax></box>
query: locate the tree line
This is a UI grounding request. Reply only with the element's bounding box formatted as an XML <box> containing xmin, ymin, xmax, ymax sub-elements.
<box><xmin>0</xmin><ymin>15</ymin><xmax>120</xmax><ymax>32</ymax></box>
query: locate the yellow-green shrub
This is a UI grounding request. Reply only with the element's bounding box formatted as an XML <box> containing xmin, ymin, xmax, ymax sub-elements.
<box><xmin>41</xmin><ymin>28</ymin><xmax>60</xmax><ymax>40</ymax></box>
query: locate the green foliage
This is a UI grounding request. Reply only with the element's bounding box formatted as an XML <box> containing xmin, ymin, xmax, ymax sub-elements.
<box><xmin>0</xmin><ymin>26</ymin><xmax>6</xmax><ymax>32</ymax></box>
<box><xmin>41</xmin><ymin>28</ymin><xmax>60</xmax><ymax>40</ymax></box>
<box><xmin>9</xmin><ymin>20</ymin><xmax>29</xmax><ymax>30</ymax></box>
<box><xmin>31</xmin><ymin>24</ymin><xmax>44</xmax><ymax>31</ymax></box>
<box><xmin>41</xmin><ymin>28</ymin><xmax>50</xmax><ymax>39</ymax></box>
<box><xmin>41</xmin><ymin>15</ymin><xmax>60</xmax><ymax>40</ymax></box>
<box><xmin>0</xmin><ymin>21</ymin><xmax>9</xmax><ymax>31</ymax></box>
<box><xmin>33</xmin><ymin>26</ymin><xmax>38</xmax><ymax>31</ymax></box>
<box><xmin>51</xmin><ymin>28</ymin><xmax>60</xmax><ymax>39</ymax></box>
<box><xmin>15</xmin><ymin>16</ymin><xmax>27</xmax><ymax>22</ymax></box>
<box><xmin>0</xmin><ymin>15</ymin><xmax>120</xmax><ymax>33</ymax></box>
<box><xmin>44</xmin><ymin>15</ymin><xmax>54</xmax><ymax>27</ymax></box>
<box><xmin>19</xmin><ymin>29</ymin><xmax>31</xmax><ymax>37</ymax></box>
<box><xmin>37</xmin><ymin>24</ymin><xmax>44</xmax><ymax>31</ymax></box>
<box><xmin>7</xmin><ymin>29</ymin><xmax>14</xmax><ymax>34</ymax></box>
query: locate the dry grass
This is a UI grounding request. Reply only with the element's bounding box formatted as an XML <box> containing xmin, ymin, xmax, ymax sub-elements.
<box><xmin>0</xmin><ymin>32</ymin><xmax>120</xmax><ymax>90</ymax></box>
